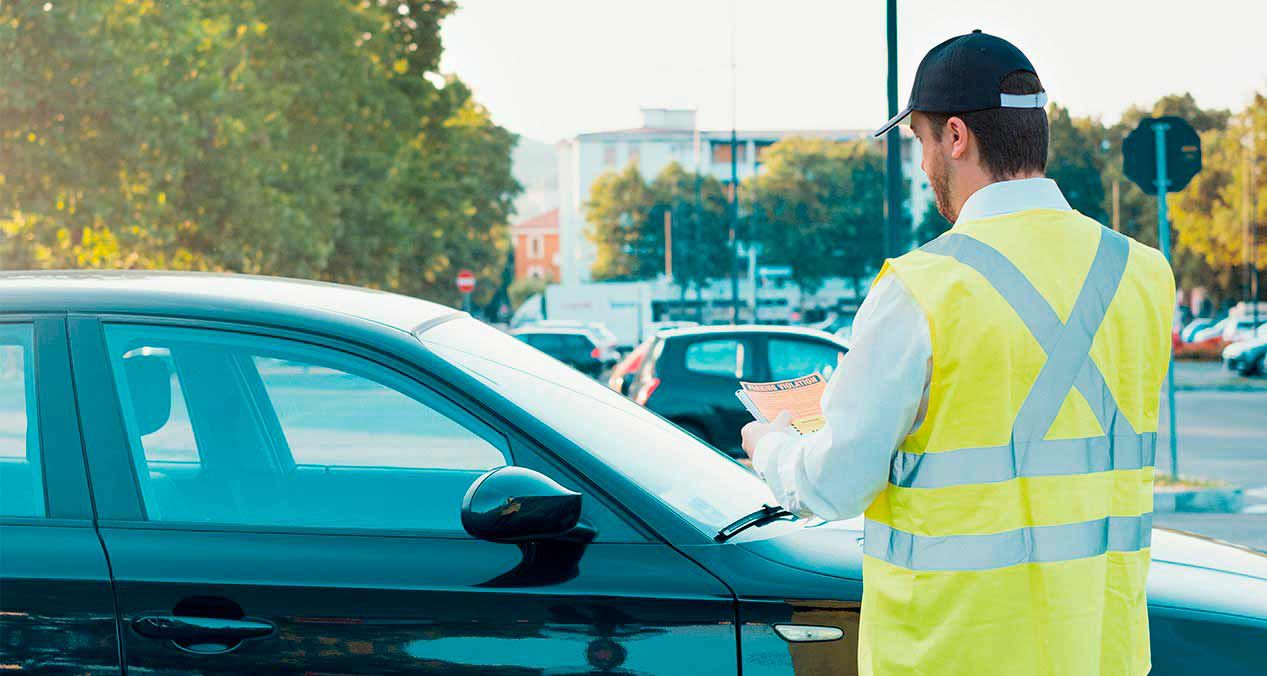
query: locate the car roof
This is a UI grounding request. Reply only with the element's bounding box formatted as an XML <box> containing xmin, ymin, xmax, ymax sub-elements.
<box><xmin>0</xmin><ymin>270</ymin><xmax>458</xmax><ymax>334</ymax></box>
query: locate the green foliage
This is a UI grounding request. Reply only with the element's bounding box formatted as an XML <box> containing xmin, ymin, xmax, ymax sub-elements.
<box><xmin>914</xmin><ymin>206</ymin><xmax>952</xmax><ymax>246</ymax></box>
<box><xmin>1171</xmin><ymin>93</ymin><xmax>1267</xmax><ymax>302</ymax></box>
<box><xmin>1042</xmin><ymin>91</ymin><xmax>1260</xmax><ymax>303</ymax></box>
<box><xmin>508</xmin><ymin>276</ymin><xmax>547</xmax><ymax>310</ymax></box>
<box><xmin>746</xmin><ymin>138</ymin><xmax>885</xmax><ymax>290</ymax></box>
<box><xmin>0</xmin><ymin>0</ymin><xmax>519</xmax><ymax>306</ymax></box>
<box><xmin>585</xmin><ymin>162</ymin><xmax>730</xmax><ymax>284</ymax></box>
<box><xmin>1047</xmin><ymin>105</ymin><xmax>1107</xmax><ymax>222</ymax></box>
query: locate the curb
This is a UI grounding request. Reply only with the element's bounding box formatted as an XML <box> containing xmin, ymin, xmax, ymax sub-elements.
<box><xmin>1154</xmin><ymin>487</ymin><xmax>1244</xmax><ymax>513</ymax></box>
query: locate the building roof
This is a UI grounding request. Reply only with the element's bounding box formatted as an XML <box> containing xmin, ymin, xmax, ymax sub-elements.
<box><xmin>512</xmin><ymin>208</ymin><xmax>559</xmax><ymax>234</ymax></box>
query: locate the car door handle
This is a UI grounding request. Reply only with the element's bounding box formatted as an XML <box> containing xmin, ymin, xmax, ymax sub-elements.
<box><xmin>132</xmin><ymin>614</ymin><xmax>275</xmax><ymax>643</ymax></box>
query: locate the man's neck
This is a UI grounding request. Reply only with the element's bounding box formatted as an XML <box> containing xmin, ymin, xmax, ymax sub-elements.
<box><xmin>952</xmin><ymin>171</ymin><xmax>1046</xmax><ymax>220</ymax></box>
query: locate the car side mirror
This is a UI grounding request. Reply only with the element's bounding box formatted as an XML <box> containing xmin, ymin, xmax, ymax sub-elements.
<box><xmin>461</xmin><ymin>466</ymin><xmax>591</xmax><ymax>543</ymax></box>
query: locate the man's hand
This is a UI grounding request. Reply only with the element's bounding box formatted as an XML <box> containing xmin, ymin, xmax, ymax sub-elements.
<box><xmin>741</xmin><ymin>410</ymin><xmax>793</xmax><ymax>459</ymax></box>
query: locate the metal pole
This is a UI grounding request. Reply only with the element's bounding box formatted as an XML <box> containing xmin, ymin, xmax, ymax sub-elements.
<box><xmin>1154</xmin><ymin>122</ymin><xmax>1179</xmax><ymax>480</ymax></box>
<box><xmin>884</xmin><ymin>0</ymin><xmax>902</xmax><ymax>259</ymax></box>
<box><xmin>664</xmin><ymin>210</ymin><xmax>673</xmax><ymax>281</ymax></box>
<box><xmin>1112</xmin><ymin>180</ymin><xmax>1121</xmax><ymax>232</ymax></box>
<box><xmin>728</xmin><ymin>0</ymin><xmax>740</xmax><ymax>324</ymax></box>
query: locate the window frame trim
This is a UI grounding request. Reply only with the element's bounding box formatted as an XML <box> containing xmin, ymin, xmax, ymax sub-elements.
<box><xmin>70</xmin><ymin>313</ymin><xmax>648</xmax><ymax>542</ymax></box>
<box><xmin>0</xmin><ymin>315</ymin><xmax>94</xmax><ymax>522</ymax></box>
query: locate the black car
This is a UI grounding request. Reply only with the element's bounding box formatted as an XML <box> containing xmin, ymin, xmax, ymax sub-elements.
<box><xmin>628</xmin><ymin>326</ymin><xmax>850</xmax><ymax>453</ymax></box>
<box><xmin>511</xmin><ymin>327</ymin><xmax>619</xmax><ymax>377</ymax></box>
<box><xmin>1</xmin><ymin>272</ymin><xmax>1264</xmax><ymax>675</ymax></box>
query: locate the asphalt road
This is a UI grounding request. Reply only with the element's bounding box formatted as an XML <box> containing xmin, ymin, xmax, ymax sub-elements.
<box><xmin>1154</xmin><ymin>362</ymin><xmax>1267</xmax><ymax>551</ymax></box>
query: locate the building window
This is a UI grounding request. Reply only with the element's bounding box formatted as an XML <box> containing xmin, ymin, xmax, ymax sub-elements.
<box><xmin>528</xmin><ymin>235</ymin><xmax>544</xmax><ymax>259</ymax></box>
<box><xmin>711</xmin><ymin>142</ymin><xmax>747</xmax><ymax>164</ymax></box>
<box><xmin>603</xmin><ymin>144</ymin><xmax>617</xmax><ymax>167</ymax></box>
<box><xmin>528</xmin><ymin>265</ymin><xmax>545</xmax><ymax>280</ymax></box>
<box><xmin>754</xmin><ymin>141</ymin><xmax>774</xmax><ymax>164</ymax></box>
<box><xmin>628</xmin><ymin>142</ymin><xmax>640</xmax><ymax>166</ymax></box>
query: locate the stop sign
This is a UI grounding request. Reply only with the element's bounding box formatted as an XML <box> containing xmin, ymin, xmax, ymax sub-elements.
<box><xmin>456</xmin><ymin>269</ymin><xmax>475</xmax><ymax>294</ymax></box>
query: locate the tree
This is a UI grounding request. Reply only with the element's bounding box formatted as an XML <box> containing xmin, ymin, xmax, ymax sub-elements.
<box><xmin>914</xmin><ymin>206</ymin><xmax>952</xmax><ymax>245</ymax></box>
<box><xmin>1171</xmin><ymin>93</ymin><xmax>1267</xmax><ymax>305</ymax></box>
<box><xmin>0</xmin><ymin>1</ymin><xmax>519</xmax><ymax>306</ymax></box>
<box><xmin>584</xmin><ymin>162</ymin><xmax>730</xmax><ymax>284</ymax></box>
<box><xmin>746</xmin><ymin>138</ymin><xmax>885</xmax><ymax>291</ymax></box>
<box><xmin>1046</xmin><ymin>104</ymin><xmax>1108</xmax><ymax>222</ymax></box>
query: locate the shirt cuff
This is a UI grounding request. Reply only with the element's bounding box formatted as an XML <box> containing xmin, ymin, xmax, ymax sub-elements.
<box><xmin>752</xmin><ymin>427</ymin><xmax>796</xmax><ymax>480</ymax></box>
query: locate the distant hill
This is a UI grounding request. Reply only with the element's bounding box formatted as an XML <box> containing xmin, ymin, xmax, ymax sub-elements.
<box><xmin>511</xmin><ymin>135</ymin><xmax>558</xmax><ymax>220</ymax></box>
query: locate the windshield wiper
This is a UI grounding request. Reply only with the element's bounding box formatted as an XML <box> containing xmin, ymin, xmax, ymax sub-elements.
<box><xmin>714</xmin><ymin>504</ymin><xmax>796</xmax><ymax>542</ymax></box>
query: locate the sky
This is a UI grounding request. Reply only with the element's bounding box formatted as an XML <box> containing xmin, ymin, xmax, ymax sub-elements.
<box><xmin>438</xmin><ymin>0</ymin><xmax>1267</xmax><ymax>144</ymax></box>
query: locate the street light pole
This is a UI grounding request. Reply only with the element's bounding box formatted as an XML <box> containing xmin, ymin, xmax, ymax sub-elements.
<box><xmin>728</xmin><ymin>0</ymin><xmax>740</xmax><ymax>324</ymax></box>
<box><xmin>884</xmin><ymin>0</ymin><xmax>903</xmax><ymax>260</ymax></box>
<box><xmin>1153</xmin><ymin>122</ymin><xmax>1179</xmax><ymax>480</ymax></box>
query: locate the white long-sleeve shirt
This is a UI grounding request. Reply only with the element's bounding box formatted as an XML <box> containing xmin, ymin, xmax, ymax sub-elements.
<box><xmin>752</xmin><ymin>177</ymin><xmax>1073</xmax><ymax>521</ymax></box>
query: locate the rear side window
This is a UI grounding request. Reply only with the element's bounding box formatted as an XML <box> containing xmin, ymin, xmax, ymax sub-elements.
<box><xmin>559</xmin><ymin>334</ymin><xmax>594</xmax><ymax>356</ymax></box>
<box><xmin>104</xmin><ymin>325</ymin><xmax>508</xmax><ymax>532</ymax></box>
<box><xmin>767</xmin><ymin>338</ymin><xmax>845</xmax><ymax>381</ymax></box>
<box><xmin>683</xmin><ymin>339</ymin><xmax>744</xmax><ymax>378</ymax></box>
<box><xmin>0</xmin><ymin>324</ymin><xmax>42</xmax><ymax>518</ymax></box>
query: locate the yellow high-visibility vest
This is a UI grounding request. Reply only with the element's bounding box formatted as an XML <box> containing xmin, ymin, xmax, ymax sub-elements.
<box><xmin>860</xmin><ymin>209</ymin><xmax>1175</xmax><ymax>676</ymax></box>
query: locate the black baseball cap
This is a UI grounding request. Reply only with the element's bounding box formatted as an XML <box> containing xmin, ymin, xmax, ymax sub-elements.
<box><xmin>873</xmin><ymin>30</ymin><xmax>1046</xmax><ymax>137</ymax></box>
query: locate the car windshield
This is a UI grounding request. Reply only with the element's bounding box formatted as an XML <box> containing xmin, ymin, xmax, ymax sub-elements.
<box><xmin>419</xmin><ymin>317</ymin><xmax>776</xmax><ymax>534</ymax></box>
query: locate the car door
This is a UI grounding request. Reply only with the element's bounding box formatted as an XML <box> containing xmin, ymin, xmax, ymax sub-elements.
<box><xmin>0</xmin><ymin>317</ymin><xmax>121</xmax><ymax>674</ymax></box>
<box><xmin>68</xmin><ymin>316</ymin><xmax>737</xmax><ymax>674</ymax></box>
<box><xmin>663</xmin><ymin>335</ymin><xmax>757</xmax><ymax>452</ymax></box>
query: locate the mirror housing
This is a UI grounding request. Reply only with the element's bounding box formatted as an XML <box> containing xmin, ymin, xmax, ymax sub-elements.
<box><xmin>461</xmin><ymin>466</ymin><xmax>586</xmax><ymax>543</ymax></box>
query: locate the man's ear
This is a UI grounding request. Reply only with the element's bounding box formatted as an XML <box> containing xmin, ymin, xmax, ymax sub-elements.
<box><xmin>947</xmin><ymin>116</ymin><xmax>970</xmax><ymax>160</ymax></box>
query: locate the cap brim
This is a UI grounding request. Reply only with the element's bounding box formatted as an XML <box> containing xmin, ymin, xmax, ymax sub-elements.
<box><xmin>872</xmin><ymin>104</ymin><xmax>913</xmax><ymax>138</ymax></box>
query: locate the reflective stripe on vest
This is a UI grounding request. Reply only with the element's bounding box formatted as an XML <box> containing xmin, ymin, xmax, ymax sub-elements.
<box><xmin>864</xmin><ymin>227</ymin><xmax>1156</xmax><ymax>570</ymax></box>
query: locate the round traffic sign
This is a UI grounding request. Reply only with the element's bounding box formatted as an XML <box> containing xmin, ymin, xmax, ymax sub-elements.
<box><xmin>456</xmin><ymin>269</ymin><xmax>476</xmax><ymax>294</ymax></box>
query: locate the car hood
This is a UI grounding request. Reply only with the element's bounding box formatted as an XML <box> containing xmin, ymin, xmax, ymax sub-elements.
<box><xmin>737</xmin><ymin>519</ymin><xmax>1267</xmax><ymax>620</ymax></box>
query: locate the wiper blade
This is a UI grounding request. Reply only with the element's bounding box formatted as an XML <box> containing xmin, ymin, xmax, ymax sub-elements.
<box><xmin>714</xmin><ymin>504</ymin><xmax>796</xmax><ymax>542</ymax></box>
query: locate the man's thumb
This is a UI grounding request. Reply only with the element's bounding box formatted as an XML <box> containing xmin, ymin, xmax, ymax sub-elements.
<box><xmin>772</xmin><ymin>410</ymin><xmax>794</xmax><ymax>427</ymax></box>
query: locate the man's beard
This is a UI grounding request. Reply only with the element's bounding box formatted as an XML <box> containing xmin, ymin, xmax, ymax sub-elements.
<box><xmin>930</xmin><ymin>164</ymin><xmax>956</xmax><ymax>223</ymax></box>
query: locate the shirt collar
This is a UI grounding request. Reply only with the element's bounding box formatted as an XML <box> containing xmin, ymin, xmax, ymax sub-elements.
<box><xmin>954</xmin><ymin>177</ymin><xmax>1071</xmax><ymax>225</ymax></box>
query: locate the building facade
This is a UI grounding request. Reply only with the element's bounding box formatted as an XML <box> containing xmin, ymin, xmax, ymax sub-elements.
<box><xmin>511</xmin><ymin>208</ymin><xmax>561</xmax><ymax>282</ymax></box>
<box><xmin>555</xmin><ymin>108</ymin><xmax>933</xmax><ymax>285</ymax></box>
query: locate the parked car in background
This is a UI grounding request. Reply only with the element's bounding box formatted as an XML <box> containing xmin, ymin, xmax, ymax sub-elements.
<box><xmin>628</xmin><ymin>326</ymin><xmax>849</xmax><ymax>454</ymax></box>
<box><xmin>1223</xmin><ymin>326</ymin><xmax>1267</xmax><ymax>376</ymax></box>
<box><xmin>1180</xmin><ymin>317</ymin><xmax>1218</xmax><ymax>343</ymax></box>
<box><xmin>1177</xmin><ymin>318</ymin><xmax>1234</xmax><ymax>359</ymax></box>
<box><xmin>1</xmin><ymin>272</ymin><xmax>1264</xmax><ymax>675</ymax></box>
<box><xmin>607</xmin><ymin>337</ymin><xmax>653</xmax><ymax>395</ymax></box>
<box><xmin>511</xmin><ymin>327</ymin><xmax>617</xmax><ymax>377</ymax></box>
<box><xmin>527</xmin><ymin>319</ymin><xmax>620</xmax><ymax>353</ymax></box>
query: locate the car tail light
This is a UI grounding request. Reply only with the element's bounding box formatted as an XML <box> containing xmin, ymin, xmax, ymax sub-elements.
<box><xmin>591</xmin><ymin>347</ymin><xmax>601</xmax><ymax>359</ymax></box>
<box><xmin>633</xmin><ymin>377</ymin><xmax>660</xmax><ymax>406</ymax></box>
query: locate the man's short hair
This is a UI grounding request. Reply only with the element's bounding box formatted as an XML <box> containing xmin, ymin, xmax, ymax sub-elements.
<box><xmin>925</xmin><ymin>70</ymin><xmax>1048</xmax><ymax>179</ymax></box>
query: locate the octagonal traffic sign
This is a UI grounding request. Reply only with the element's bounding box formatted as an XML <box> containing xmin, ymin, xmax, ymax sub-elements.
<box><xmin>1123</xmin><ymin>116</ymin><xmax>1202</xmax><ymax>194</ymax></box>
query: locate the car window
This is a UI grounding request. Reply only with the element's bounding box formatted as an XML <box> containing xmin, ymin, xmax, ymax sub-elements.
<box><xmin>559</xmin><ymin>334</ymin><xmax>593</xmax><ymax>356</ymax></box>
<box><xmin>0</xmin><ymin>324</ymin><xmax>43</xmax><ymax>518</ymax></box>
<box><xmin>421</xmin><ymin>318</ymin><xmax>778</xmax><ymax>536</ymax></box>
<box><xmin>683</xmin><ymin>339</ymin><xmax>744</xmax><ymax>378</ymax></box>
<box><xmin>104</xmin><ymin>324</ymin><xmax>507</xmax><ymax>532</ymax></box>
<box><xmin>767</xmin><ymin>338</ymin><xmax>845</xmax><ymax>381</ymax></box>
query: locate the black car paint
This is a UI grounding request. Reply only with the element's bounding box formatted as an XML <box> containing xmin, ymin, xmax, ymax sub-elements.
<box><xmin>0</xmin><ymin>274</ymin><xmax>1263</xmax><ymax>675</ymax></box>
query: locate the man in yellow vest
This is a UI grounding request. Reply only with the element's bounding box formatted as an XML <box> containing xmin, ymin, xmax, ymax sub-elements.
<box><xmin>741</xmin><ymin>30</ymin><xmax>1174</xmax><ymax>676</ymax></box>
